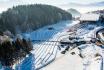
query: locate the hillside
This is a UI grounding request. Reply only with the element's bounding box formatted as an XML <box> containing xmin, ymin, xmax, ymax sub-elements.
<box><xmin>0</xmin><ymin>4</ymin><xmax>72</xmax><ymax>35</ymax></box>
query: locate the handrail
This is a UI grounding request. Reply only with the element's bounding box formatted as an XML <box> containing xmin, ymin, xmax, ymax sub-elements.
<box><xmin>34</xmin><ymin>31</ymin><xmax>56</xmax><ymax>55</ymax></box>
<box><xmin>37</xmin><ymin>38</ymin><xmax>58</xmax><ymax>65</ymax></box>
<box><xmin>34</xmin><ymin>39</ymin><xmax>49</xmax><ymax>54</ymax></box>
<box><xmin>35</xmin><ymin>42</ymin><xmax>51</xmax><ymax>64</ymax></box>
<box><xmin>35</xmin><ymin>40</ymin><xmax>50</xmax><ymax>58</ymax></box>
<box><xmin>35</xmin><ymin>32</ymin><xmax>71</xmax><ymax>69</ymax></box>
<box><xmin>44</xmin><ymin>33</ymin><xmax>71</xmax><ymax>63</ymax></box>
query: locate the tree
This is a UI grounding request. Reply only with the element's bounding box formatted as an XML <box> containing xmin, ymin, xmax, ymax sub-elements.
<box><xmin>0</xmin><ymin>4</ymin><xmax>72</xmax><ymax>35</ymax></box>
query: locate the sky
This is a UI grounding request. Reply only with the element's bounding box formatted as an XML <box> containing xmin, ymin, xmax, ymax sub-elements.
<box><xmin>0</xmin><ymin>0</ymin><xmax>104</xmax><ymax>4</ymax></box>
<box><xmin>0</xmin><ymin>0</ymin><xmax>104</xmax><ymax>13</ymax></box>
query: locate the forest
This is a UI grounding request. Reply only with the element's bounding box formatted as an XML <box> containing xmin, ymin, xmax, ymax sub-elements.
<box><xmin>0</xmin><ymin>4</ymin><xmax>72</xmax><ymax>67</ymax></box>
<box><xmin>0</xmin><ymin>4</ymin><xmax>72</xmax><ymax>35</ymax></box>
<box><xmin>0</xmin><ymin>37</ymin><xmax>33</xmax><ymax>66</ymax></box>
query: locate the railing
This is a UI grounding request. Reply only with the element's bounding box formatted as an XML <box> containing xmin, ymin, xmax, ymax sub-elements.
<box><xmin>34</xmin><ymin>32</ymin><xmax>73</xmax><ymax>70</ymax></box>
<box><xmin>34</xmin><ymin>34</ymin><xmax>61</xmax><ymax>69</ymax></box>
<box><xmin>16</xmin><ymin>31</ymin><xmax>73</xmax><ymax>70</ymax></box>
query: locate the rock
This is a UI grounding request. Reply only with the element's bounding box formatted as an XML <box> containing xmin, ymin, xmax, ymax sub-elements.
<box><xmin>61</xmin><ymin>50</ymin><xmax>66</xmax><ymax>54</ymax></box>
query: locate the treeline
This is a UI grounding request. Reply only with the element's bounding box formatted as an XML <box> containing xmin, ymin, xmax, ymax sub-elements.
<box><xmin>0</xmin><ymin>38</ymin><xmax>33</xmax><ymax>66</ymax></box>
<box><xmin>0</xmin><ymin>4</ymin><xmax>72</xmax><ymax>34</ymax></box>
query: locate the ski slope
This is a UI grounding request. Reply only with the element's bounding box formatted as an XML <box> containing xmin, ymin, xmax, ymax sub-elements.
<box><xmin>1</xmin><ymin>20</ymin><xmax>104</xmax><ymax>70</ymax></box>
<box><xmin>15</xmin><ymin>20</ymin><xmax>79</xmax><ymax>70</ymax></box>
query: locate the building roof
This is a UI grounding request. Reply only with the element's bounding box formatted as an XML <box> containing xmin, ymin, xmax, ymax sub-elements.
<box><xmin>80</xmin><ymin>13</ymin><xmax>100</xmax><ymax>21</ymax></box>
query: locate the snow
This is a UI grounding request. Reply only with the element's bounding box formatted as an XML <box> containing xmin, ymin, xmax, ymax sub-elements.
<box><xmin>98</xmin><ymin>32</ymin><xmax>104</xmax><ymax>41</ymax></box>
<box><xmin>42</xmin><ymin>48</ymin><xmax>83</xmax><ymax>70</ymax></box>
<box><xmin>15</xmin><ymin>20</ymin><xmax>79</xmax><ymax>70</ymax></box>
<box><xmin>1</xmin><ymin>5</ymin><xmax>104</xmax><ymax>70</ymax></box>
<box><xmin>43</xmin><ymin>42</ymin><xmax>103</xmax><ymax>70</ymax></box>
<box><xmin>0</xmin><ymin>19</ymin><xmax>103</xmax><ymax>70</ymax></box>
<box><xmin>1</xmin><ymin>18</ymin><xmax>104</xmax><ymax>70</ymax></box>
<box><xmin>22</xmin><ymin>21</ymin><xmax>72</xmax><ymax>41</ymax></box>
<box><xmin>73</xmin><ymin>23</ymin><xmax>104</xmax><ymax>70</ymax></box>
<box><xmin>80</xmin><ymin>13</ymin><xmax>100</xmax><ymax>21</ymax></box>
<box><xmin>78</xmin><ymin>44</ymin><xmax>104</xmax><ymax>70</ymax></box>
<box><xmin>89</xmin><ymin>56</ymin><xmax>102</xmax><ymax>70</ymax></box>
<box><xmin>40</xmin><ymin>20</ymin><xmax>104</xmax><ymax>70</ymax></box>
<box><xmin>74</xmin><ymin>25</ymin><xmax>104</xmax><ymax>42</ymax></box>
<box><xmin>16</xmin><ymin>54</ymin><xmax>35</xmax><ymax>70</ymax></box>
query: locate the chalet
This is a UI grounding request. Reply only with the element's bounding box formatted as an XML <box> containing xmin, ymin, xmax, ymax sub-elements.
<box><xmin>79</xmin><ymin>13</ymin><xmax>100</xmax><ymax>23</ymax></box>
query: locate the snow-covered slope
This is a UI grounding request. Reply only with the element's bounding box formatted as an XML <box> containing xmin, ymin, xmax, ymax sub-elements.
<box><xmin>15</xmin><ymin>20</ymin><xmax>81</xmax><ymax>70</ymax></box>
<box><xmin>41</xmin><ymin>20</ymin><xmax>104</xmax><ymax>70</ymax></box>
<box><xmin>10</xmin><ymin>18</ymin><xmax>104</xmax><ymax>70</ymax></box>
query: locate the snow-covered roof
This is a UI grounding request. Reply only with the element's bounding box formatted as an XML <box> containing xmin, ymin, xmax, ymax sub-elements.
<box><xmin>80</xmin><ymin>13</ymin><xmax>100</xmax><ymax>21</ymax></box>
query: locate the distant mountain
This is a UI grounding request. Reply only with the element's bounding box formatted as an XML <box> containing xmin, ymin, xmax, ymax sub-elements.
<box><xmin>61</xmin><ymin>1</ymin><xmax>104</xmax><ymax>7</ymax></box>
<box><xmin>67</xmin><ymin>8</ymin><xmax>80</xmax><ymax>17</ymax></box>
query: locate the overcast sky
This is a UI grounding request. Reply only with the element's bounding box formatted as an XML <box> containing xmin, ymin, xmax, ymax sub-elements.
<box><xmin>0</xmin><ymin>0</ymin><xmax>104</xmax><ymax>13</ymax></box>
<box><xmin>0</xmin><ymin>0</ymin><xmax>104</xmax><ymax>4</ymax></box>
